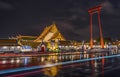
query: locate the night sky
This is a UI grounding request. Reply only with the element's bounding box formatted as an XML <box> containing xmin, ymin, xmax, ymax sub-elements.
<box><xmin>0</xmin><ymin>0</ymin><xmax>120</xmax><ymax>41</ymax></box>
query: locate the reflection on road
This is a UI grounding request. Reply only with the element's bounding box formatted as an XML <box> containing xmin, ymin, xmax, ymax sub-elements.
<box><xmin>0</xmin><ymin>52</ymin><xmax>120</xmax><ymax>77</ymax></box>
<box><xmin>0</xmin><ymin>53</ymin><xmax>81</xmax><ymax>70</ymax></box>
<box><xmin>42</xmin><ymin>53</ymin><xmax>60</xmax><ymax>77</ymax></box>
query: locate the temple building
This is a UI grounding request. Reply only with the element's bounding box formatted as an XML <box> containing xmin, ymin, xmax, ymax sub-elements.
<box><xmin>0</xmin><ymin>39</ymin><xmax>21</xmax><ymax>53</ymax></box>
<box><xmin>0</xmin><ymin>23</ymin><xmax>81</xmax><ymax>53</ymax></box>
<box><xmin>17</xmin><ymin>23</ymin><xmax>81</xmax><ymax>52</ymax></box>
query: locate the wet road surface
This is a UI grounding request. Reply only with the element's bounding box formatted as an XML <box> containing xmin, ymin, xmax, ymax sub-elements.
<box><xmin>0</xmin><ymin>52</ymin><xmax>120</xmax><ymax>77</ymax></box>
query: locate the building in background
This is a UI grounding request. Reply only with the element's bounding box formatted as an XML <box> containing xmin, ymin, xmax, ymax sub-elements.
<box><xmin>0</xmin><ymin>39</ymin><xmax>21</xmax><ymax>53</ymax></box>
<box><xmin>16</xmin><ymin>23</ymin><xmax>81</xmax><ymax>52</ymax></box>
<box><xmin>2</xmin><ymin>23</ymin><xmax>118</xmax><ymax>53</ymax></box>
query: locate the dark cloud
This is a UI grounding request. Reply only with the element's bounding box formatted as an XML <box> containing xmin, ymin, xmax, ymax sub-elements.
<box><xmin>102</xmin><ymin>1</ymin><xmax>115</xmax><ymax>14</ymax></box>
<box><xmin>0</xmin><ymin>1</ymin><xmax>16</xmax><ymax>10</ymax></box>
<box><xmin>0</xmin><ymin>0</ymin><xmax>120</xmax><ymax>40</ymax></box>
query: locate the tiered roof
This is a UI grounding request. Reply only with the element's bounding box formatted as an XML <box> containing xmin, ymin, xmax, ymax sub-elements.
<box><xmin>0</xmin><ymin>39</ymin><xmax>19</xmax><ymax>46</ymax></box>
<box><xmin>34</xmin><ymin>23</ymin><xmax>66</xmax><ymax>42</ymax></box>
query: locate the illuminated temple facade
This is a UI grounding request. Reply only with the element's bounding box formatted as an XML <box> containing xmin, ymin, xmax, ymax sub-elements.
<box><xmin>0</xmin><ymin>23</ymin><xmax>81</xmax><ymax>53</ymax></box>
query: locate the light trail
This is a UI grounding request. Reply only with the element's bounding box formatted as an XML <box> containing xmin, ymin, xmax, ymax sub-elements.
<box><xmin>0</xmin><ymin>54</ymin><xmax>120</xmax><ymax>75</ymax></box>
<box><xmin>4</xmin><ymin>63</ymin><xmax>85</xmax><ymax>77</ymax></box>
<box><xmin>4</xmin><ymin>69</ymin><xmax>43</xmax><ymax>77</ymax></box>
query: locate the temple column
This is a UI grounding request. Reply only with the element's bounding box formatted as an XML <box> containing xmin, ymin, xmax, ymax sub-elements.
<box><xmin>88</xmin><ymin>5</ymin><xmax>104</xmax><ymax>49</ymax></box>
<box><xmin>90</xmin><ymin>13</ymin><xmax>93</xmax><ymax>48</ymax></box>
<box><xmin>98</xmin><ymin>10</ymin><xmax>104</xmax><ymax>48</ymax></box>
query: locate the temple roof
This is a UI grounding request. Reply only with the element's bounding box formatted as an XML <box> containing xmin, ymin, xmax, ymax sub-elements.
<box><xmin>34</xmin><ymin>23</ymin><xmax>66</xmax><ymax>42</ymax></box>
<box><xmin>0</xmin><ymin>39</ymin><xmax>19</xmax><ymax>46</ymax></box>
<box><xmin>17</xmin><ymin>35</ymin><xmax>38</xmax><ymax>40</ymax></box>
